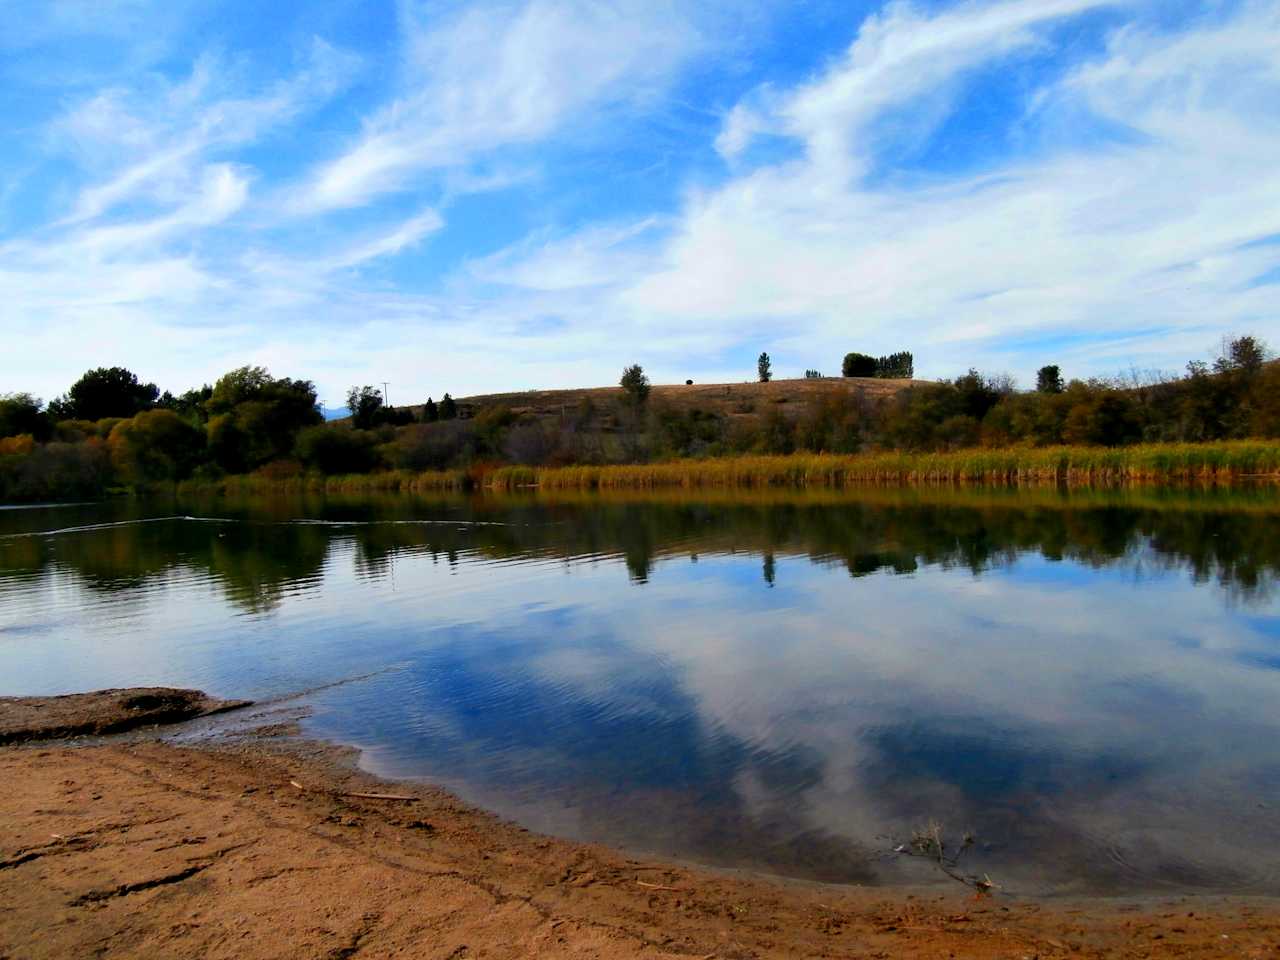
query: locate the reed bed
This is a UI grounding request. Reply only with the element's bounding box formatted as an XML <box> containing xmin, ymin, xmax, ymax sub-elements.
<box><xmin>179</xmin><ymin>468</ymin><xmax>467</xmax><ymax>496</ymax></box>
<box><xmin>487</xmin><ymin>442</ymin><xmax>1280</xmax><ymax>491</ymax></box>
<box><xmin>491</xmin><ymin>483</ymin><xmax>1280</xmax><ymax>516</ymax></box>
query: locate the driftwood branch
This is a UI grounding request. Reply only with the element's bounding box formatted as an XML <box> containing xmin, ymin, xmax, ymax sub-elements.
<box><xmin>887</xmin><ymin>821</ymin><xmax>997</xmax><ymax>896</ymax></box>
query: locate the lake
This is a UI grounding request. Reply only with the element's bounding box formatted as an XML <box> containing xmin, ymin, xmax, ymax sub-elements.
<box><xmin>3</xmin><ymin>487</ymin><xmax>1279</xmax><ymax>896</ymax></box>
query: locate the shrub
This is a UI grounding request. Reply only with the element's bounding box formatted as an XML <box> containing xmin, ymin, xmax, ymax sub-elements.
<box><xmin>107</xmin><ymin>409</ymin><xmax>205</xmax><ymax>485</ymax></box>
<box><xmin>843</xmin><ymin>353</ymin><xmax>877</xmax><ymax>377</ymax></box>
<box><xmin>294</xmin><ymin>425</ymin><xmax>380</xmax><ymax>474</ymax></box>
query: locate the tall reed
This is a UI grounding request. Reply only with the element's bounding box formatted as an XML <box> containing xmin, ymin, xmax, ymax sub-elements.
<box><xmin>486</xmin><ymin>442</ymin><xmax>1280</xmax><ymax>491</ymax></box>
<box><xmin>179</xmin><ymin>468</ymin><xmax>467</xmax><ymax>496</ymax></box>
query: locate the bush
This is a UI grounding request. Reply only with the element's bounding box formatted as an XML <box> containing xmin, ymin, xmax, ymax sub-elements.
<box><xmin>843</xmin><ymin>353</ymin><xmax>877</xmax><ymax>377</ymax></box>
<box><xmin>387</xmin><ymin>421</ymin><xmax>475</xmax><ymax>471</ymax></box>
<box><xmin>0</xmin><ymin>439</ymin><xmax>111</xmax><ymax>501</ymax></box>
<box><xmin>107</xmin><ymin>409</ymin><xmax>205</xmax><ymax>485</ymax></box>
<box><xmin>255</xmin><ymin>459</ymin><xmax>305</xmax><ymax>480</ymax></box>
<box><xmin>294</xmin><ymin>425</ymin><xmax>380</xmax><ymax>474</ymax></box>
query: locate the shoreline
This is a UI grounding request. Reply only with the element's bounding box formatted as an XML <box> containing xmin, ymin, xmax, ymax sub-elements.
<box><xmin>2</xmin><ymin>691</ymin><xmax>1279</xmax><ymax>957</ymax></box>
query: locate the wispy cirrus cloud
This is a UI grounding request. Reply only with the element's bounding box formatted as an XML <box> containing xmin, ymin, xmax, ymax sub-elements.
<box><xmin>289</xmin><ymin>0</ymin><xmax>709</xmax><ymax>215</ymax></box>
<box><xmin>56</xmin><ymin>39</ymin><xmax>360</xmax><ymax>225</ymax></box>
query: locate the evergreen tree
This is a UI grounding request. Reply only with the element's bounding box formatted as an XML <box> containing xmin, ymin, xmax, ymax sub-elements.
<box><xmin>758</xmin><ymin>352</ymin><xmax>772</xmax><ymax>383</ymax></box>
<box><xmin>422</xmin><ymin>397</ymin><xmax>438</xmax><ymax>422</ymax></box>
<box><xmin>875</xmin><ymin>352</ymin><xmax>914</xmax><ymax>379</ymax></box>
<box><xmin>440</xmin><ymin>393</ymin><xmax>458</xmax><ymax>420</ymax></box>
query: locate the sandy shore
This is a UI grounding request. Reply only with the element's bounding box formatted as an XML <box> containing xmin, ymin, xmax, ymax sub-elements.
<box><xmin>0</xmin><ymin>688</ymin><xmax>251</xmax><ymax>745</ymax></box>
<box><xmin>1</xmin><ymin>695</ymin><xmax>1278</xmax><ymax>958</ymax></box>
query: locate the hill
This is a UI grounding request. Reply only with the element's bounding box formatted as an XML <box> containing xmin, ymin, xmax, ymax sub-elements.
<box><xmin>445</xmin><ymin>376</ymin><xmax>924</xmax><ymax>423</ymax></box>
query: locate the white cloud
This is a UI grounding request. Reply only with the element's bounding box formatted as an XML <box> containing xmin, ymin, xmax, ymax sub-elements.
<box><xmin>290</xmin><ymin>0</ymin><xmax>707</xmax><ymax>214</ymax></box>
<box><xmin>466</xmin><ymin>218</ymin><xmax>663</xmax><ymax>291</ymax></box>
<box><xmin>609</xmin><ymin>0</ymin><xmax>1280</xmax><ymax>381</ymax></box>
<box><xmin>56</xmin><ymin>39</ymin><xmax>358</xmax><ymax>224</ymax></box>
<box><xmin>73</xmin><ymin>164</ymin><xmax>250</xmax><ymax>255</ymax></box>
<box><xmin>328</xmin><ymin>207</ymin><xmax>445</xmax><ymax>270</ymax></box>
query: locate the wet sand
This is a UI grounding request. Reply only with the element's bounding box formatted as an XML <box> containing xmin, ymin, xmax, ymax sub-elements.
<box><xmin>1</xmin><ymin>694</ymin><xmax>1278</xmax><ymax>958</ymax></box>
<box><xmin>0</xmin><ymin>688</ymin><xmax>251</xmax><ymax>745</ymax></box>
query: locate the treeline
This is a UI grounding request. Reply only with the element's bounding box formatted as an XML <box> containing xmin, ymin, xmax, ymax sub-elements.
<box><xmin>0</xmin><ymin>365</ymin><xmax>325</xmax><ymax>500</ymax></box>
<box><xmin>841</xmin><ymin>351</ymin><xmax>914</xmax><ymax>379</ymax></box>
<box><xmin>0</xmin><ymin>363</ymin><xmax>491</xmax><ymax>500</ymax></box>
<box><xmin>1</xmin><ymin>336</ymin><xmax>1276</xmax><ymax>500</ymax></box>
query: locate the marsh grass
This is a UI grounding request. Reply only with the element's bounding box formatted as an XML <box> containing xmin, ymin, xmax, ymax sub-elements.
<box><xmin>489</xmin><ymin>482</ymin><xmax>1280</xmax><ymax>516</ymax></box>
<box><xmin>487</xmin><ymin>442</ymin><xmax>1280</xmax><ymax>490</ymax></box>
<box><xmin>179</xmin><ymin>468</ymin><xmax>466</xmax><ymax>496</ymax></box>
<box><xmin>176</xmin><ymin>442</ymin><xmax>1280</xmax><ymax>497</ymax></box>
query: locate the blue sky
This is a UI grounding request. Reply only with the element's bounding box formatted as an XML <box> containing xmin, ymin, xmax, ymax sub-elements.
<box><xmin>2</xmin><ymin>0</ymin><xmax>1277</xmax><ymax>407</ymax></box>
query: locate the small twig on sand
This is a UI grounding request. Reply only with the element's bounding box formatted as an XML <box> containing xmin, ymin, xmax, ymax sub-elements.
<box><xmin>287</xmin><ymin>780</ymin><xmax>416</xmax><ymax>802</ymax></box>
<box><xmin>636</xmin><ymin>880</ymin><xmax>678</xmax><ymax>891</ymax></box>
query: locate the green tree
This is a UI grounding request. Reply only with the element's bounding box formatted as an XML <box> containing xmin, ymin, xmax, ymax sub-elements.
<box><xmin>758</xmin><ymin>352</ymin><xmax>772</xmax><ymax>383</ymax></box>
<box><xmin>875</xmin><ymin>351</ymin><xmax>914</xmax><ymax>378</ymax></box>
<box><xmin>205</xmin><ymin>366</ymin><xmax>321</xmax><ymax>472</ymax></box>
<box><xmin>158</xmin><ymin>386</ymin><xmax>213</xmax><ymax>424</ymax></box>
<box><xmin>843</xmin><ymin>352</ymin><xmax>877</xmax><ymax>377</ymax></box>
<box><xmin>619</xmin><ymin>364</ymin><xmax>650</xmax><ymax>411</ymax></box>
<box><xmin>422</xmin><ymin>397</ymin><xmax>439</xmax><ymax>423</ymax></box>
<box><xmin>107</xmin><ymin>410</ymin><xmax>205</xmax><ymax>485</ymax></box>
<box><xmin>1211</xmin><ymin>334</ymin><xmax>1268</xmax><ymax>377</ymax></box>
<box><xmin>1063</xmin><ymin>391</ymin><xmax>1142</xmax><ymax>446</ymax></box>
<box><xmin>1036</xmin><ymin>365</ymin><xmax>1064</xmax><ymax>394</ymax></box>
<box><xmin>0</xmin><ymin>393</ymin><xmax>51</xmax><ymax>441</ymax></box>
<box><xmin>50</xmin><ymin>367</ymin><xmax>159</xmax><ymax>421</ymax></box>
<box><xmin>439</xmin><ymin>393</ymin><xmax>458</xmax><ymax>420</ymax></box>
<box><xmin>346</xmin><ymin>385</ymin><xmax>384</xmax><ymax>430</ymax></box>
<box><xmin>1249</xmin><ymin>364</ymin><xmax>1280</xmax><ymax>437</ymax></box>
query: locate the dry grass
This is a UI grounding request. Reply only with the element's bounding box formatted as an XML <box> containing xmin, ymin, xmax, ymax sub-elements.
<box><xmin>487</xmin><ymin>442</ymin><xmax>1280</xmax><ymax>490</ymax></box>
<box><xmin>179</xmin><ymin>468</ymin><xmax>467</xmax><ymax>495</ymax></box>
<box><xmin>450</xmin><ymin>376</ymin><xmax>920</xmax><ymax>421</ymax></box>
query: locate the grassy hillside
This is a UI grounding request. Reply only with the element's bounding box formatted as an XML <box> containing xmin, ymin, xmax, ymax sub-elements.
<box><xmin>446</xmin><ymin>375</ymin><xmax>923</xmax><ymax>421</ymax></box>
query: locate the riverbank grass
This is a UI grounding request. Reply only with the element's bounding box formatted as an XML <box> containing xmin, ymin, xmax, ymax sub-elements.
<box><xmin>488</xmin><ymin>441</ymin><xmax>1280</xmax><ymax>490</ymax></box>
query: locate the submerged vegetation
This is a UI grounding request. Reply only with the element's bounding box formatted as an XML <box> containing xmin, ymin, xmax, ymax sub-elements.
<box><xmin>3</xmin><ymin>336</ymin><xmax>1278</xmax><ymax>501</ymax></box>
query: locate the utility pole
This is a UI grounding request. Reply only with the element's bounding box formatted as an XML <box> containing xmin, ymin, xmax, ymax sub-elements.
<box><xmin>382</xmin><ymin>382</ymin><xmax>391</xmax><ymax>408</ymax></box>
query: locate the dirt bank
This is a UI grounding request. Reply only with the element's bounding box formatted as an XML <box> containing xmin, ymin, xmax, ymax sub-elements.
<box><xmin>2</xmin><ymin>737</ymin><xmax>1278</xmax><ymax>959</ymax></box>
<box><xmin>0</xmin><ymin>688</ymin><xmax>251</xmax><ymax>745</ymax></box>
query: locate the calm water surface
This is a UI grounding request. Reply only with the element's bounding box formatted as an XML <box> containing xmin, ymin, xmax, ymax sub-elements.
<box><xmin>3</xmin><ymin>488</ymin><xmax>1280</xmax><ymax>895</ymax></box>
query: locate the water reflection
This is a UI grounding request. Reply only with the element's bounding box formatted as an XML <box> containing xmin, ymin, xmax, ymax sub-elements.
<box><xmin>2</xmin><ymin>487</ymin><xmax>1279</xmax><ymax>894</ymax></box>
